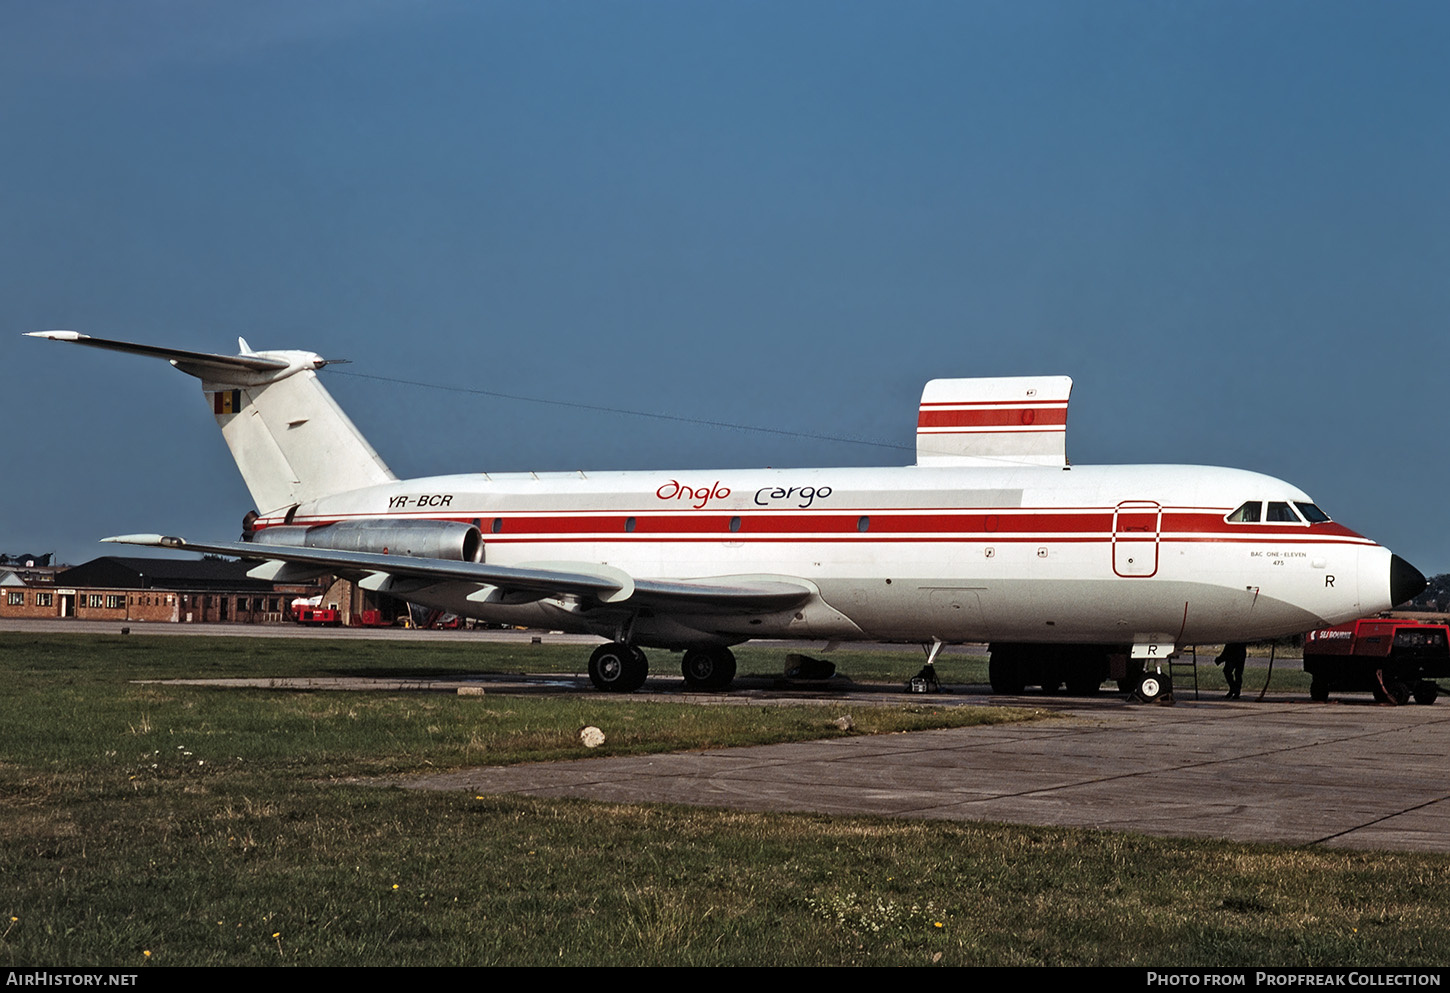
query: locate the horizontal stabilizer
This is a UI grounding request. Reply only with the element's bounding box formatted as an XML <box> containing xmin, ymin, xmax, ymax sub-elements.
<box><xmin>31</xmin><ymin>331</ymin><xmax>394</xmax><ymax>512</ymax></box>
<box><xmin>915</xmin><ymin>375</ymin><xmax>1072</xmax><ymax>467</ymax></box>
<box><xmin>26</xmin><ymin>331</ymin><xmax>293</xmax><ymax>380</ymax></box>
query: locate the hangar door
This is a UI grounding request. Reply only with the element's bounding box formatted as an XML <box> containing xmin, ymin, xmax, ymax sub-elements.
<box><xmin>1112</xmin><ymin>500</ymin><xmax>1162</xmax><ymax>578</ymax></box>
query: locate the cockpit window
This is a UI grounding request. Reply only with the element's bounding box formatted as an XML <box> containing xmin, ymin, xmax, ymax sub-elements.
<box><xmin>1228</xmin><ymin>500</ymin><xmax>1319</xmax><ymax>525</ymax></box>
<box><xmin>1266</xmin><ymin>502</ymin><xmax>1302</xmax><ymax>523</ymax></box>
<box><xmin>1227</xmin><ymin>501</ymin><xmax>1262</xmax><ymax>523</ymax></box>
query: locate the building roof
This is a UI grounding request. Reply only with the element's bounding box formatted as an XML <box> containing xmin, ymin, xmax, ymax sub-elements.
<box><xmin>56</xmin><ymin>556</ymin><xmax>278</xmax><ymax>592</ymax></box>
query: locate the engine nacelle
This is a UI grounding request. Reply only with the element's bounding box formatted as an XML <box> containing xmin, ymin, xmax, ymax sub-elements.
<box><xmin>253</xmin><ymin>519</ymin><xmax>483</xmax><ymax>562</ymax></box>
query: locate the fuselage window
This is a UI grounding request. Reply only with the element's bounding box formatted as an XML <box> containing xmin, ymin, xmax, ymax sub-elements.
<box><xmin>625</xmin><ymin>517</ymin><xmax>636</xmax><ymax>533</ymax></box>
<box><xmin>1227</xmin><ymin>502</ymin><xmax>1262</xmax><ymax>523</ymax></box>
<box><xmin>491</xmin><ymin>517</ymin><xmax>503</xmax><ymax>534</ymax></box>
<box><xmin>1266</xmin><ymin>502</ymin><xmax>1302</xmax><ymax>523</ymax></box>
<box><xmin>729</xmin><ymin>516</ymin><xmax>742</xmax><ymax>533</ymax></box>
<box><xmin>1295</xmin><ymin>502</ymin><xmax>1331</xmax><ymax>523</ymax></box>
<box><xmin>858</xmin><ymin>516</ymin><xmax>870</xmax><ymax>532</ymax></box>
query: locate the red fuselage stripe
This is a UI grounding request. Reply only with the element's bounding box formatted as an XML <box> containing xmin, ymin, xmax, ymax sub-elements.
<box><xmin>254</xmin><ymin>510</ymin><xmax>1368</xmax><ymax>543</ymax></box>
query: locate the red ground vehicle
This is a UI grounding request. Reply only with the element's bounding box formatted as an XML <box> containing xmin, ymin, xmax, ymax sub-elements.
<box><xmin>293</xmin><ymin>606</ymin><xmax>342</xmax><ymax>627</ymax></box>
<box><xmin>1302</xmin><ymin>618</ymin><xmax>1449</xmax><ymax>705</ymax></box>
<box><xmin>350</xmin><ymin>609</ymin><xmax>392</xmax><ymax>627</ymax></box>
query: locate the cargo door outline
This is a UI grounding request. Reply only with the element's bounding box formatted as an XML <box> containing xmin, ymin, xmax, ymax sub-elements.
<box><xmin>925</xmin><ymin>587</ymin><xmax>990</xmax><ymax>641</ymax></box>
<box><xmin>1113</xmin><ymin>500</ymin><xmax>1162</xmax><ymax>578</ymax></box>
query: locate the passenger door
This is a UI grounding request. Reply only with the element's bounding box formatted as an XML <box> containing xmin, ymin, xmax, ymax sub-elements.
<box><xmin>1113</xmin><ymin>501</ymin><xmax>1161</xmax><ymax>578</ymax></box>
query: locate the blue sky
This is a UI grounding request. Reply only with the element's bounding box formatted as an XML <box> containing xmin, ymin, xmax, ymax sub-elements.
<box><xmin>4</xmin><ymin>1</ymin><xmax>1448</xmax><ymax>575</ymax></box>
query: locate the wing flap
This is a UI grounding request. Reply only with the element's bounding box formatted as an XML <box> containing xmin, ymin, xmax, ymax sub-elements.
<box><xmin>102</xmin><ymin>534</ymin><xmax>812</xmax><ymax>613</ymax></box>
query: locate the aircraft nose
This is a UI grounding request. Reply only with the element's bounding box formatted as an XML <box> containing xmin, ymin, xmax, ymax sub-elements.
<box><xmin>1390</xmin><ymin>554</ymin><xmax>1427</xmax><ymax>606</ymax></box>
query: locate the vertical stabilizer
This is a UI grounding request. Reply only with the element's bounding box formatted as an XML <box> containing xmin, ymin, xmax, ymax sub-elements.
<box><xmin>203</xmin><ymin>366</ymin><xmax>395</xmax><ymax>512</ymax></box>
<box><xmin>26</xmin><ymin>331</ymin><xmax>395</xmax><ymax>512</ymax></box>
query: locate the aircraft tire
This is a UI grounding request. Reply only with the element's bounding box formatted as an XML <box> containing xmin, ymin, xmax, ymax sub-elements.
<box><xmin>1413</xmin><ymin>681</ymin><xmax>1439</xmax><ymax>705</ymax></box>
<box><xmin>1135</xmin><ymin>672</ymin><xmax>1167</xmax><ymax>702</ymax></box>
<box><xmin>589</xmin><ymin>643</ymin><xmax>648</xmax><ymax>693</ymax></box>
<box><xmin>681</xmin><ymin>648</ymin><xmax>736</xmax><ymax>690</ymax></box>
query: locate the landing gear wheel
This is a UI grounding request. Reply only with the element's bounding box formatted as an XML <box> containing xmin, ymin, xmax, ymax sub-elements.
<box><xmin>681</xmin><ymin>648</ymin><xmax>737</xmax><ymax>690</ymax></box>
<box><xmin>1135</xmin><ymin>672</ymin><xmax>1168</xmax><ymax>702</ymax></box>
<box><xmin>589</xmin><ymin>643</ymin><xmax>648</xmax><ymax>693</ymax></box>
<box><xmin>1413</xmin><ymin>681</ymin><xmax>1439</xmax><ymax>706</ymax></box>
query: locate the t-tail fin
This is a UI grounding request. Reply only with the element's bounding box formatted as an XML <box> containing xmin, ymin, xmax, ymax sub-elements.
<box><xmin>26</xmin><ymin>331</ymin><xmax>395</xmax><ymax>513</ymax></box>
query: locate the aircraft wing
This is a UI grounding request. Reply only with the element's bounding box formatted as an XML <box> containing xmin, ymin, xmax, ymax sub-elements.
<box><xmin>101</xmin><ymin>534</ymin><xmax>814</xmax><ymax>613</ymax></box>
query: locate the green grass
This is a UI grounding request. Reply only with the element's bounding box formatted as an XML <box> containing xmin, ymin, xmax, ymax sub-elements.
<box><xmin>0</xmin><ymin>634</ymin><xmax>1030</xmax><ymax>773</ymax></box>
<box><xmin>1</xmin><ymin>632</ymin><xmax>1444</xmax><ymax>966</ymax></box>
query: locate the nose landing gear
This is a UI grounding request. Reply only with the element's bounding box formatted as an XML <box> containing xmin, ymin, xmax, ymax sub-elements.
<box><xmin>1134</xmin><ymin>668</ymin><xmax>1172</xmax><ymax>703</ymax></box>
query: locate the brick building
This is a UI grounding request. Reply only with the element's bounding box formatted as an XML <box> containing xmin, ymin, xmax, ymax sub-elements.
<box><xmin>0</xmin><ymin>556</ymin><xmax>326</xmax><ymax>624</ymax></box>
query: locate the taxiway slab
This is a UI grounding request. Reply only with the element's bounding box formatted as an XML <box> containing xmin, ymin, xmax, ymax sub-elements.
<box><xmin>404</xmin><ymin>700</ymin><xmax>1450</xmax><ymax>853</ymax></box>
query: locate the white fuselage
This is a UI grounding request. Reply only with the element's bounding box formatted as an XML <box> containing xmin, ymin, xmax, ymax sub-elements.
<box><xmin>256</xmin><ymin>461</ymin><xmax>1391</xmax><ymax>649</ymax></box>
<box><xmin>28</xmin><ymin>334</ymin><xmax>1410</xmax><ymax>659</ymax></box>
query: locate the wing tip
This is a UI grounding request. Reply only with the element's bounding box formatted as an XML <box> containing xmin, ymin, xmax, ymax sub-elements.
<box><xmin>101</xmin><ymin>533</ymin><xmax>178</xmax><ymax>548</ymax></box>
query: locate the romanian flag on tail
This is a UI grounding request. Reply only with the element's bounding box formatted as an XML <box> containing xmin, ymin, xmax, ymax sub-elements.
<box><xmin>212</xmin><ymin>390</ymin><xmax>243</xmax><ymax>415</ymax></box>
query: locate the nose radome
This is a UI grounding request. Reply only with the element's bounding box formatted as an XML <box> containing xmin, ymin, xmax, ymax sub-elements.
<box><xmin>1391</xmin><ymin>555</ymin><xmax>1428</xmax><ymax>606</ymax></box>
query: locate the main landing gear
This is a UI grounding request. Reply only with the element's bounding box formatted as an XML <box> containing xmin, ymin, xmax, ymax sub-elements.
<box><xmin>587</xmin><ymin>643</ymin><xmax>738</xmax><ymax>692</ymax></box>
<box><xmin>588</xmin><ymin>643</ymin><xmax>648</xmax><ymax>693</ymax></box>
<box><xmin>681</xmin><ymin>647</ymin><xmax>737</xmax><ymax>690</ymax></box>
